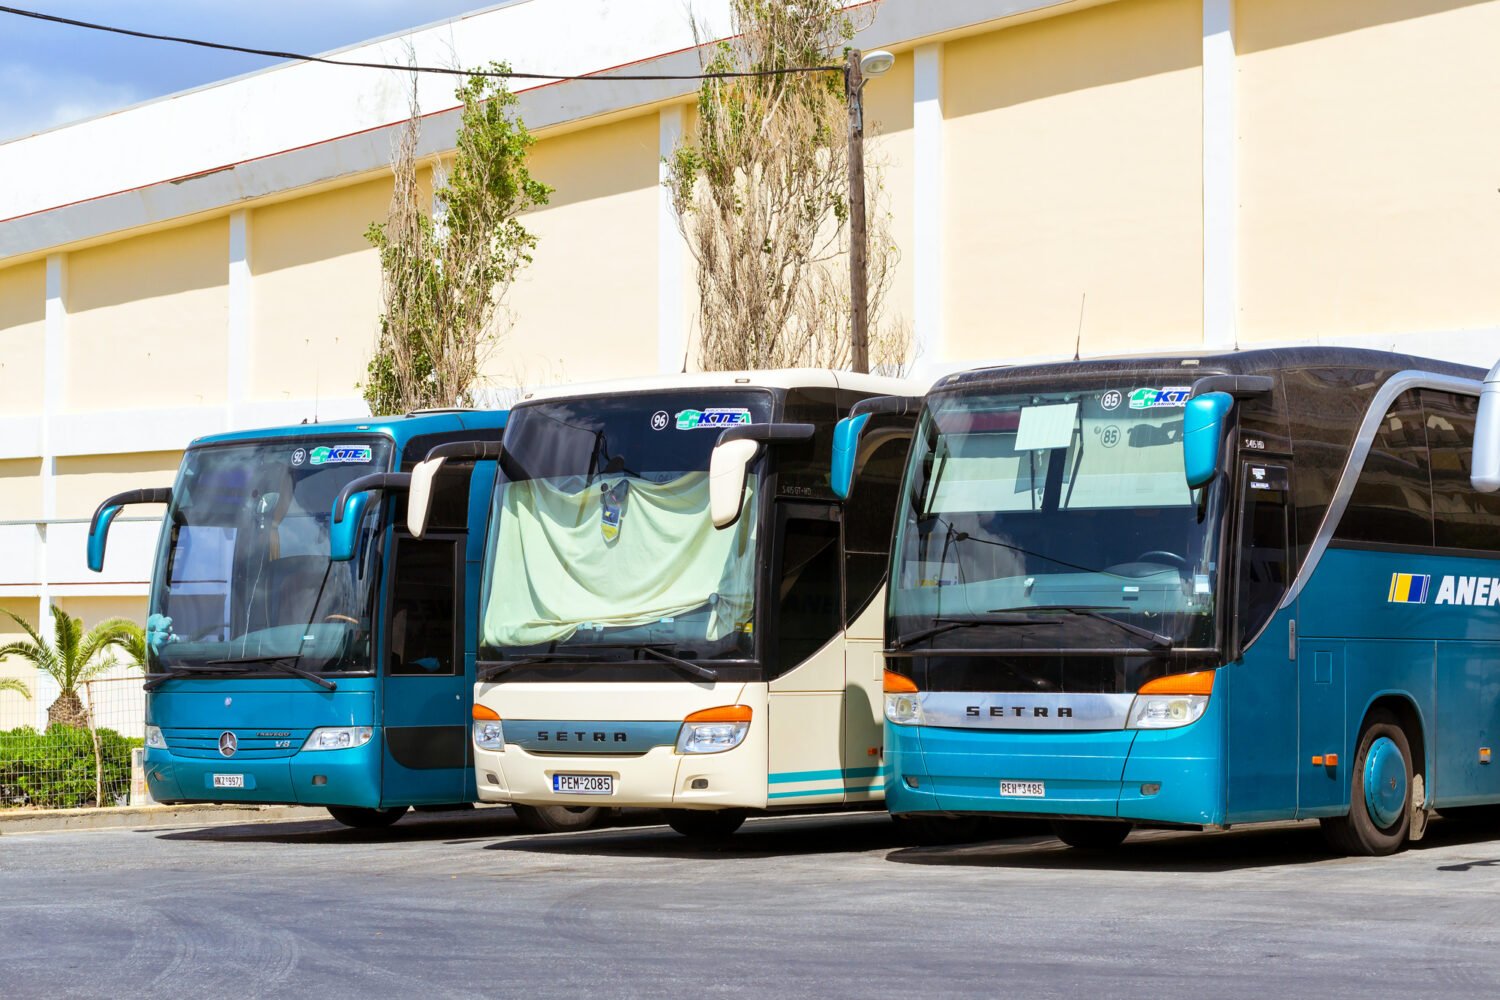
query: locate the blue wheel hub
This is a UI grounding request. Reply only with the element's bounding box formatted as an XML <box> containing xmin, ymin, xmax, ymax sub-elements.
<box><xmin>1363</xmin><ymin>736</ymin><xmax>1407</xmax><ymax>830</ymax></box>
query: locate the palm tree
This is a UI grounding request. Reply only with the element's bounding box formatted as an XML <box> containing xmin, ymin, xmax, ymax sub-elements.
<box><xmin>0</xmin><ymin>677</ymin><xmax>29</xmax><ymax>700</ymax></box>
<box><xmin>0</xmin><ymin>607</ymin><xmax>139</xmax><ymax>728</ymax></box>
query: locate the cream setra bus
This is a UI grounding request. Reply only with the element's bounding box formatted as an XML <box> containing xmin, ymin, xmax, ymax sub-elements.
<box><xmin>404</xmin><ymin>370</ymin><xmax>921</xmax><ymax>837</ymax></box>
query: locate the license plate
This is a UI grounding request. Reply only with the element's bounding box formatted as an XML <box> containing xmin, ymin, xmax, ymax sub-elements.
<box><xmin>212</xmin><ymin>774</ymin><xmax>245</xmax><ymax>789</ymax></box>
<box><xmin>552</xmin><ymin>774</ymin><xmax>613</xmax><ymax>795</ymax></box>
<box><xmin>1000</xmin><ymin>780</ymin><xmax>1044</xmax><ymax>798</ymax></box>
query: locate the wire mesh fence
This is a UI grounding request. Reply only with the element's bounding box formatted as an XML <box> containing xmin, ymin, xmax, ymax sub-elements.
<box><xmin>0</xmin><ymin>675</ymin><xmax>146</xmax><ymax>810</ymax></box>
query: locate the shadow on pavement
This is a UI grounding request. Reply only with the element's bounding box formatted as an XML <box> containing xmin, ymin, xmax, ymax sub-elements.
<box><xmin>153</xmin><ymin>806</ymin><xmax>674</xmax><ymax>845</ymax></box>
<box><xmin>488</xmin><ymin>811</ymin><xmax>916</xmax><ymax>860</ymax></box>
<box><xmin>887</xmin><ymin>816</ymin><xmax>1500</xmax><ymax>873</ymax></box>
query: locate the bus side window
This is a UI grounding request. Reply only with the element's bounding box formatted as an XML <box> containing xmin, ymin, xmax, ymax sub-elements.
<box><xmin>773</xmin><ymin>510</ymin><xmax>842</xmax><ymax>678</ymax></box>
<box><xmin>1422</xmin><ymin>390</ymin><xmax>1500</xmax><ymax>553</ymax></box>
<box><xmin>843</xmin><ymin>436</ymin><xmax>907</xmax><ymax>624</ymax></box>
<box><xmin>387</xmin><ymin>536</ymin><xmax>459</xmax><ymax>675</ymax></box>
<box><xmin>1333</xmin><ymin>391</ymin><xmax>1432</xmax><ymax>548</ymax></box>
<box><xmin>1236</xmin><ymin>464</ymin><xmax>1290</xmax><ymax>652</ymax></box>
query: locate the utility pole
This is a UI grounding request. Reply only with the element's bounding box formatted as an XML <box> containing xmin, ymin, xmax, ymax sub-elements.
<box><xmin>846</xmin><ymin>48</ymin><xmax>869</xmax><ymax>374</ymax></box>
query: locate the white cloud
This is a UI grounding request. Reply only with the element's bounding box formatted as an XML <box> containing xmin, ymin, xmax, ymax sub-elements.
<box><xmin>0</xmin><ymin>64</ymin><xmax>144</xmax><ymax>141</ymax></box>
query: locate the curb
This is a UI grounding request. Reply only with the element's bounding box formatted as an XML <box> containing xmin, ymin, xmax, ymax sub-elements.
<box><xmin>0</xmin><ymin>803</ymin><xmax>331</xmax><ymax>835</ymax></box>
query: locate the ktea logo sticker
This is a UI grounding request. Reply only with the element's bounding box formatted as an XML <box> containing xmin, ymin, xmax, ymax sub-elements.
<box><xmin>675</xmin><ymin>408</ymin><xmax>752</xmax><ymax>430</ymax></box>
<box><xmin>309</xmin><ymin>445</ymin><xmax>374</xmax><ymax>466</ymax></box>
<box><xmin>1129</xmin><ymin>387</ymin><xmax>1192</xmax><ymax>409</ymax></box>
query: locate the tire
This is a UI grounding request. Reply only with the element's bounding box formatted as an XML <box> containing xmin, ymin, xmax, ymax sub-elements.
<box><xmin>512</xmin><ymin>804</ymin><xmax>605</xmax><ymax>833</ymax></box>
<box><xmin>326</xmin><ymin>805</ymin><xmax>408</xmax><ymax>829</ymax></box>
<box><xmin>894</xmin><ymin>814</ymin><xmax>991</xmax><ymax>846</ymax></box>
<box><xmin>1051</xmin><ymin>819</ymin><xmax>1131</xmax><ymax>850</ymax></box>
<box><xmin>1321</xmin><ymin>710</ymin><xmax>1412</xmax><ymax>857</ymax></box>
<box><xmin>664</xmin><ymin>808</ymin><xmax>747</xmax><ymax>839</ymax></box>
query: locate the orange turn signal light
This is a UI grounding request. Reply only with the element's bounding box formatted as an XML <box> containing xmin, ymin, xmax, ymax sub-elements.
<box><xmin>684</xmin><ymin>704</ymin><xmax>752</xmax><ymax>723</ymax></box>
<box><xmin>1139</xmin><ymin>670</ymin><xmax>1215</xmax><ymax>696</ymax></box>
<box><xmin>472</xmin><ymin>704</ymin><xmax>501</xmax><ymax>721</ymax></box>
<box><xmin>883</xmin><ymin>670</ymin><xmax>919</xmax><ymax>694</ymax></box>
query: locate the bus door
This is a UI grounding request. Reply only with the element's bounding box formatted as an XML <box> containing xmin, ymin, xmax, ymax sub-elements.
<box><xmin>1228</xmin><ymin>460</ymin><xmax>1306</xmax><ymax>815</ymax></box>
<box><xmin>767</xmin><ymin>502</ymin><xmax>848</xmax><ymax>803</ymax></box>
<box><xmin>380</xmin><ymin>530</ymin><xmax>468</xmax><ymax>804</ymax></box>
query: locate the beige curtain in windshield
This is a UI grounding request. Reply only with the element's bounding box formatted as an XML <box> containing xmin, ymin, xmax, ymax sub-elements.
<box><xmin>482</xmin><ymin>472</ymin><xmax>757</xmax><ymax>647</ymax></box>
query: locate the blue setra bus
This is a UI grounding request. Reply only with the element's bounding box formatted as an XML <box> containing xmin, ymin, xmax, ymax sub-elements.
<box><xmin>834</xmin><ymin>347</ymin><xmax>1500</xmax><ymax>855</ymax></box>
<box><xmin>83</xmin><ymin>410</ymin><xmax>597</xmax><ymax>830</ymax></box>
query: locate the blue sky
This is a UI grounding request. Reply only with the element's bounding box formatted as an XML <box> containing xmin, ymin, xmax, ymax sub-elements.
<box><xmin>0</xmin><ymin>2</ymin><xmax>492</xmax><ymax>141</ymax></box>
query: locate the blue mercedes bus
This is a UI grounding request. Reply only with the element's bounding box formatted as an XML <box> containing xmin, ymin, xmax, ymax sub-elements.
<box><xmin>84</xmin><ymin>411</ymin><xmax>597</xmax><ymax>830</ymax></box>
<box><xmin>834</xmin><ymin>347</ymin><xmax>1500</xmax><ymax>855</ymax></box>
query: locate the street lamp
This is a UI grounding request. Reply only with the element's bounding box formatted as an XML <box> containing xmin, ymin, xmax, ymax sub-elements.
<box><xmin>846</xmin><ymin>48</ymin><xmax>894</xmax><ymax>373</ymax></box>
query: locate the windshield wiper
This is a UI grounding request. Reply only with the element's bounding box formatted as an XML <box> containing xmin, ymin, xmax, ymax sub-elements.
<box><xmin>480</xmin><ymin>643</ymin><xmax>718</xmax><ymax>681</ymax></box>
<box><xmin>988</xmin><ymin>605</ymin><xmax>1174</xmax><ymax>650</ymax></box>
<box><xmin>633</xmin><ymin>645</ymin><xmax>717</xmax><ymax>681</ymax></box>
<box><xmin>203</xmin><ymin>655</ymin><xmax>338</xmax><ymax>691</ymax></box>
<box><xmin>143</xmin><ymin>663</ymin><xmax>250</xmax><ymax>692</ymax></box>
<box><xmin>893</xmin><ymin>614</ymin><xmax>1060</xmax><ymax>650</ymax></box>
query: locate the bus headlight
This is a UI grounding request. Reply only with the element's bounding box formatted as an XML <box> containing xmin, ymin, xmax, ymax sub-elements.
<box><xmin>676</xmin><ymin>705</ymin><xmax>751</xmax><ymax>754</ymax></box>
<box><xmin>145</xmin><ymin>725</ymin><xmax>166</xmax><ymax>749</ymax></box>
<box><xmin>303</xmin><ymin>727</ymin><xmax>373</xmax><ymax>751</ymax></box>
<box><xmin>473</xmin><ymin>704</ymin><xmax>504</xmax><ymax>751</ymax></box>
<box><xmin>1126</xmin><ymin>695</ymin><xmax>1209</xmax><ymax>729</ymax></box>
<box><xmin>1126</xmin><ymin>670</ymin><xmax>1215</xmax><ymax>730</ymax></box>
<box><xmin>883</xmin><ymin>669</ymin><xmax>922</xmax><ymax>726</ymax></box>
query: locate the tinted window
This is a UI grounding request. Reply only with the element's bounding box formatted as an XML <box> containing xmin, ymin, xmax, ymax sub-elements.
<box><xmin>1333</xmin><ymin>391</ymin><xmax>1432</xmax><ymax>548</ymax></box>
<box><xmin>1423</xmin><ymin>390</ymin><xmax>1500</xmax><ymax>553</ymax></box>
<box><xmin>844</xmin><ymin>435</ymin><xmax>906</xmax><ymax>623</ymax></box>
<box><xmin>773</xmin><ymin>509</ymin><xmax>842</xmax><ymax>677</ymax></box>
<box><xmin>1237</xmin><ymin>463</ymin><xmax>1291</xmax><ymax>650</ymax></box>
<box><xmin>388</xmin><ymin>537</ymin><xmax>459</xmax><ymax>675</ymax></box>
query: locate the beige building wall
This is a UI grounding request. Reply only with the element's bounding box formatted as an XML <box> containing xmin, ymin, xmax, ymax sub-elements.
<box><xmin>0</xmin><ymin>261</ymin><xmax>46</xmax><ymax>416</ymax></box>
<box><xmin>0</xmin><ymin>599</ymin><xmax>38</xmax><ymax>731</ymax></box>
<box><xmin>496</xmin><ymin>113</ymin><xmax>661</xmax><ymax>388</ymax></box>
<box><xmin>66</xmin><ymin>218</ymin><xmax>230</xmax><ymax>412</ymax></box>
<box><xmin>944</xmin><ymin>0</ymin><xmax>1205</xmax><ymax>360</ymax></box>
<box><xmin>53</xmin><ymin>451</ymin><xmax>183</xmax><ymax>521</ymax></box>
<box><xmin>1237</xmin><ymin>0</ymin><xmax>1500</xmax><ymax>343</ymax></box>
<box><xmin>858</xmin><ymin>53</ymin><xmax>917</xmax><ymax>366</ymax></box>
<box><xmin>250</xmin><ymin>175</ymin><xmax>396</xmax><ymax>404</ymax></box>
<box><xmin>0</xmin><ymin>459</ymin><xmax>43</xmax><ymax>523</ymax></box>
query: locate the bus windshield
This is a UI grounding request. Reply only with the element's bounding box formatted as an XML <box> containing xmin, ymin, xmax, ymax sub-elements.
<box><xmin>147</xmin><ymin>437</ymin><xmax>392</xmax><ymax>675</ymax></box>
<box><xmin>480</xmin><ymin>391</ymin><xmax>769</xmax><ymax>662</ymax></box>
<box><xmin>890</xmin><ymin>383</ymin><xmax>1225</xmax><ymax>651</ymax></box>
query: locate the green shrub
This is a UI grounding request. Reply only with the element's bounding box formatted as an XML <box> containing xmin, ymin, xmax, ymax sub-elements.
<box><xmin>0</xmin><ymin>725</ymin><xmax>142</xmax><ymax>808</ymax></box>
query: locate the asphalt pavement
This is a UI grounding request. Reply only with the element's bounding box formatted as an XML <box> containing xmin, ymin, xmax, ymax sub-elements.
<box><xmin>3</xmin><ymin>808</ymin><xmax>1499</xmax><ymax>999</ymax></box>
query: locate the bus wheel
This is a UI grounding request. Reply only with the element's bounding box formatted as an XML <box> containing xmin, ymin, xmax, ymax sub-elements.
<box><xmin>327</xmin><ymin>805</ymin><xmax>408</xmax><ymax>829</ymax></box>
<box><xmin>1321</xmin><ymin>711</ymin><xmax>1412</xmax><ymax>856</ymax></box>
<box><xmin>1051</xmin><ymin>820</ymin><xmax>1131</xmax><ymax>850</ymax></box>
<box><xmin>664</xmin><ymin>809</ymin><xmax>746</xmax><ymax>839</ymax></box>
<box><xmin>513</xmin><ymin>804</ymin><xmax>604</xmax><ymax>833</ymax></box>
<box><xmin>894</xmin><ymin>814</ymin><xmax>990</xmax><ymax>845</ymax></box>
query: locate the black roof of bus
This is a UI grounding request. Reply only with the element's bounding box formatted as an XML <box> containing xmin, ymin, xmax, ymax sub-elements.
<box><xmin>933</xmin><ymin>346</ymin><xmax>1486</xmax><ymax>395</ymax></box>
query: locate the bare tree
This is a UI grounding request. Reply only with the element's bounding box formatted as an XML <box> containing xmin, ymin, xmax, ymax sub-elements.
<box><xmin>364</xmin><ymin>65</ymin><xmax>550</xmax><ymax>414</ymax></box>
<box><xmin>666</xmin><ymin>0</ymin><xmax>908</xmax><ymax>374</ymax></box>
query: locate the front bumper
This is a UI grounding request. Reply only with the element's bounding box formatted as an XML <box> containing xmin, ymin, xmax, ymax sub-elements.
<box><xmin>884</xmin><ymin>695</ymin><xmax>1226</xmax><ymax>826</ymax></box>
<box><xmin>144</xmin><ymin>741</ymin><xmax>382</xmax><ymax>808</ymax></box>
<box><xmin>475</xmin><ymin>741</ymin><xmax>769</xmax><ymax>811</ymax></box>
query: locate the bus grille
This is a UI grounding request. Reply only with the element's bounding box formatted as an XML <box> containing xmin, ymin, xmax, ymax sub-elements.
<box><xmin>162</xmin><ymin>728</ymin><xmax>313</xmax><ymax>759</ymax></box>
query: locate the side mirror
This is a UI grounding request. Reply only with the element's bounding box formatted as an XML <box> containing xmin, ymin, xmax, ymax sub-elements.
<box><xmin>330</xmin><ymin>473</ymin><xmax>411</xmax><ymax>562</ymax></box>
<box><xmin>831</xmin><ymin>394</ymin><xmax>923</xmax><ymax>499</ymax></box>
<box><xmin>407</xmin><ymin>439</ymin><xmax>504</xmax><ymax>538</ymax></box>
<box><xmin>1473</xmin><ymin>361</ymin><xmax>1500</xmax><ymax>493</ymax></box>
<box><xmin>87</xmin><ymin>487</ymin><xmax>172</xmax><ymax>572</ymax></box>
<box><xmin>708</xmin><ymin>423</ymin><xmax>815</xmax><ymax>530</ymax></box>
<box><xmin>1182</xmin><ymin>392</ymin><xmax>1234</xmax><ymax>489</ymax></box>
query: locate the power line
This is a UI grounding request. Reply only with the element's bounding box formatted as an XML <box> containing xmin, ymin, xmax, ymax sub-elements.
<box><xmin>0</xmin><ymin>5</ymin><xmax>842</xmax><ymax>82</ymax></box>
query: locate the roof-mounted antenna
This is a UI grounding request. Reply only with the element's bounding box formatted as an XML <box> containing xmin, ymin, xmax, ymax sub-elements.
<box><xmin>1073</xmin><ymin>293</ymin><xmax>1087</xmax><ymax>361</ymax></box>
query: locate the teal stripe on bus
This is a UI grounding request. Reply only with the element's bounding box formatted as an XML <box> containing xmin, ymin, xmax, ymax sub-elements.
<box><xmin>768</xmin><ymin>766</ymin><xmax>884</xmax><ymax>784</ymax></box>
<box><xmin>768</xmin><ymin>783</ymin><xmax>884</xmax><ymax>800</ymax></box>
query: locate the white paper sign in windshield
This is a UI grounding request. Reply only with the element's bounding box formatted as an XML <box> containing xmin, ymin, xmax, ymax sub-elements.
<box><xmin>1014</xmin><ymin>403</ymin><xmax>1080</xmax><ymax>452</ymax></box>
